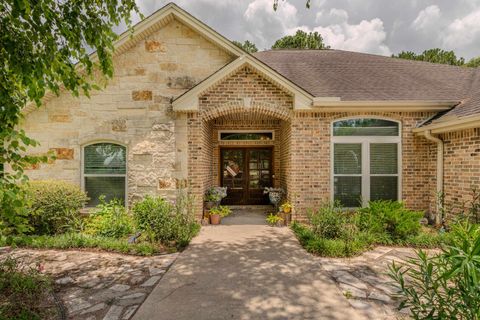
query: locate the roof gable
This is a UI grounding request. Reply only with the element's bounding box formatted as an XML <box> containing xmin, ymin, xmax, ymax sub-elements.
<box><xmin>172</xmin><ymin>55</ymin><xmax>314</xmax><ymax>111</ymax></box>
<box><xmin>110</xmin><ymin>3</ymin><xmax>245</xmax><ymax>59</ymax></box>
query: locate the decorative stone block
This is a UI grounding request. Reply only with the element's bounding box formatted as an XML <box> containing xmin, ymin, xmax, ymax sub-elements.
<box><xmin>132</xmin><ymin>90</ymin><xmax>152</xmax><ymax>101</ymax></box>
<box><xmin>134</xmin><ymin>68</ymin><xmax>146</xmax><ymax>76</ymax></box>
<box><xmin>145</xmin><ymin>40</ymin><xmax>166</xmax><ymax>52</ymax></box>
<box><xmin>159</xmin><ymin>63</ymin><xmax>178</xmax><ymax>72</ymax></box>
<box><xmin>49</xmin><ymin>114</ymin><xmax>71</xmax><ymax>122</ymax></box>
<box><xmin>112</xmin><ymin>119</ymin><xmax>127</xmax><ymax>132</ymax></box>
<box><xmin>158</xmin><ymin>179</ymin><xmax>173</xmax><ymax>189</ymax></box>
<box><xmin>51</xmin><ymin>148</ymin><xmax>74</xmax><ymax>160</ymax></box>
<box><xmin>167</xmin><ymin>76</ymin><xmax>196</xmax><ymax>89</ymax></box>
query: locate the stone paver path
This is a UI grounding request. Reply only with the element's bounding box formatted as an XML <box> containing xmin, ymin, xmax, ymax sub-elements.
<box><xmin>319</xmin><ymin>246</ymin><xmax>432</xmax><ymax>319</ymax></box>
<box><xmin>0</xmin><ymin>248</ymin><xmax>178</xmax><ymax>320</ymax></box>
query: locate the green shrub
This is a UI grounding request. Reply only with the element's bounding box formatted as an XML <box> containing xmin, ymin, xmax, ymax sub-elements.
<box><xmin>25</xmin><ymin>180</ymin><xmax>89</xmax><ymax>235</ymax></box>
<box><xmin>358</xmin><ymin>200</ymin><xmax>423</xmax><ymax>241</ymax></box>
<box><xmin>132</xmin><ymin>193</ymin><xmax>199</xmax><ymax>249</ymax></box>
<box><xmin>291</xmin><ymin>221</ymin><xmax>370</xmax><ymax>257</ymax></box>
<box><xmin>307</xmin><ymin>202</ymin><xmax>347</xmax><ymax>239</ymax></box>
<box><xmin>85</xmin><ymin>198</ymin><xmax>134</xmax><ymax>238</ymax></box>
<box><xmin>389</xmin><ymin>222</ymin><xmax>480</xmax><ymax>319</ymax></box>
<box><xmin>0</xmin><ymin>257</ymin><xmax>54</xmax><ymax>320</ymax></box>
<box><xmin>1</xmin><ymin>233</ymin><xmax>160</xmax><ymax>256</ymax></box>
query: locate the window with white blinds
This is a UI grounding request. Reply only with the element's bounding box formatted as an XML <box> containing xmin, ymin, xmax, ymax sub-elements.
<box><xmin>82</xmin><ymin>143</ymin><xmax>126</xmax><ymax>207</ymax></box>
<box><xmin>332</xmin><ymin>119</ymin><xmax>400</xmax><ymax>207</ymax></box>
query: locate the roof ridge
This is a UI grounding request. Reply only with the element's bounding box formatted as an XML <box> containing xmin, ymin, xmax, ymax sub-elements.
<box><xmin>256</xmin><ymin>49</ymin><xmax>477</xmax><ymax>70</ymax></box>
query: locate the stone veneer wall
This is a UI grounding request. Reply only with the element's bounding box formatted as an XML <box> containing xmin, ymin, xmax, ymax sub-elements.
<box><xmin>19</xmin><ymin>18</ymin><xmax>234</xmax><ymax>205</ymax></box>
<box><xmin>440</xmin><ymin>128</ymin><xmax>480</xmax><ymax>214</ymax></box>
<box><xmin>289</xmin><ymin>111</ymin><xmax>436</xmax><ymax>220</ymax></box>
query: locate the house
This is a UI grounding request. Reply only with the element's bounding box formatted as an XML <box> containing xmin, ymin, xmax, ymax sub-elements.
<box><xmin>19</xmin><ymin>3</ymin><xmax>480</xmax><ymax>220</ymax></box>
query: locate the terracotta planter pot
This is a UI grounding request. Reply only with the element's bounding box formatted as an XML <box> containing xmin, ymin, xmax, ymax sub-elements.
<box><xmin>210</xmin><ymin>214</ymin><xmax>221</xmax><ymax>225</ymax></box>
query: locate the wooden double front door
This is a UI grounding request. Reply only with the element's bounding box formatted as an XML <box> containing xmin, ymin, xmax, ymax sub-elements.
<box><xmin>220</xmin><ymin>147</ymin><xmax>273</xmax><ymax>205</ymax></box>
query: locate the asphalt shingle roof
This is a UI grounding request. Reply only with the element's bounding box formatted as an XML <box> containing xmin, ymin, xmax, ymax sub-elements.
<box><xmin>254</xmin><ymin>49</ymin><xmax>479</xmax><ymax>106</ymax></box>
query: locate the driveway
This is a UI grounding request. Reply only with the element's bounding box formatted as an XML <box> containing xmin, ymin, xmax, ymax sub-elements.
<box><xmin>133</xmin><ymin>210</ymin><xmax>370</xmax><ymax>320</ymax></box>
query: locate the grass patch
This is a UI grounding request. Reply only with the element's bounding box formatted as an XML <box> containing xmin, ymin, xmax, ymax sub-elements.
<box><xmin>0</xmin><ymin>233</ymin><xmax>172</xmax><ymax>256</ymax></box>
<box><xmin>0</xmin><ymin>257</ymin><xmax>56</xmax><ymax>320</ymax></box>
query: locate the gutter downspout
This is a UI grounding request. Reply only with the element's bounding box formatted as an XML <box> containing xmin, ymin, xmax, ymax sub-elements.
<box><xmin>424</xmin><ymin>130</ymin><xmax>444</xmax><ymax>225</ymax></box>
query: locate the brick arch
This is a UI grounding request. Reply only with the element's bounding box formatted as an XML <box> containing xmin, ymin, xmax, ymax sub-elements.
<box><xmin>201</xmin><ymin>100</ymin><xmax>292</xmax><ymax>122</ymax></box>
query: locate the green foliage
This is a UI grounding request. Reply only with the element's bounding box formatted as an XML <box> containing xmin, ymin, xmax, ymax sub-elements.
<box><xmin>132</xmin><ymin>193</ymin><xmax>200</xmax><ymax>249</ymax></box>
<box><xmin>0</xmin><ymin>257</ymin><xmax>53</xmax><ymax>320</ymax></box>
<box><xmin>233</xmin><ymin>40</ymin><xmax>258</xmax><ymax>53</ymax></box>
<box><xmin>307</xmin><ymin>202</ymin><xmax>348</xmax><ymax>239</ymax></box>
<box><xmin>291</xmin><ymin>221</ymin><xmax>369</xmax><ymax>257</ymax></box>
<box><xmin>209</xmin><ymin>205</ymin><xmax>231</xmax><ymax>218</ymax></box>
<box><xmin>272</xmin><ymin>30</ymin><xmax>330</xmax><ymax>50</ymax></box>
<box><xmin>466</xmin><ymin>56</ymin><xmax>480</xmax><ymax>68</ymax></box>
<box><xmin>0</xmin><ymin>0</ymin><xmax>140</xmax><ymax>235</ymax></box>
<box><xmin>293</xmin><ymin>201</ymin><xmax>439</xmax><ymax>257</ymax></box>
<box><xmin>266</xmin><ymin>213</ymin><xmax>283</xmax><ymax>225</ymax></box>
<box><xmin>389</xmin><ymin>222</ymin><xmax>480</xmax><ymax>319</ymax></box>
<box><xmin>392</xmin><ymin>48</ymin><xmax>480</xmax><ymax>68</ymax></box>
<box><xmin>24</xmin><ymin>180</ymin><xmax>89</xmax><ymax>235</ymax></box>
<box><xmin>358</xmin><ymin>200</ymin><xmax>423</xmax><ymax>241</ymax></box>
<box><xmin>85</xmin><ymin>198</ymin><xmax>134</xmax><ymax>238</ymax></box>
<box><xmin>204</xmin><ymin>187</ymin><xmax>227</xmax><ymax>203</ymax></box>
<box><xmin>392</xmin><ymin>48</ymin><xmax>465</xmax><ymax>66</ymax></box>
<box><xmin>1</xmin><ymin>233</ymin><xmax>160</xmax><ymax>256</ymax></box>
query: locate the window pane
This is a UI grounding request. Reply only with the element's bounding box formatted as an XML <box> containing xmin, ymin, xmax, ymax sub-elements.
<box><xmin>370</xmin><ymin>176</ymin><xmax>398</xmax><ymax>201</ymax></box>
<box><xmin>370</xmin><ymin>143</ymin><xmax>398</xmax><ymax>174</ymax></box>
<box><xmin>333</xmin><ymin>119</ymin><xmax>399</xmax><ymax>136</ymax></box>
<box><xmin>220</xmin><ymin>132</ymin><xmax>273</xmax><ymax>141</ymax></box>
<box><xmin>84</xmin><ymin>143</ymin><xmax>126</xmax><ymax>174</ymax></box>
<box><xmin>334</xmin><ymin>144</ymin><xmax>362</xmax><ymax>174</ymax></box>
<box><xmin>334</xmin><ymin>176</ymin><xmax>362</xmax><ymax>207</ymax></box>
<box><xmin>85</xmin><ymin>176</ymin><xmax>126</xmax><ymax>207</ymax></box>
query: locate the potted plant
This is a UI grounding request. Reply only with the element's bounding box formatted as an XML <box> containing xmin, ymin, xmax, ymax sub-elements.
<box><xmin>204</xmin><ymin>187</ymin><xmax>227</xmax><ymax>210</ymax></box>
<box><xmin>266</xmin><ymin>213</ymin><xmax>284</xmax><ymax>227</ymax></box>
<box><xmin>209</xmin><ymin>205</ymin><xmax>231</xmax><ymax>225</ymax></box>
<box><xmin>263</xmin><ymin>187</ymin><xmax>285</xmax><ymax>211</ymax></box>
<box><xmin>279</xmin><ymin>201</ymin><xmax>293</xmax><ymax>225</ymax></box>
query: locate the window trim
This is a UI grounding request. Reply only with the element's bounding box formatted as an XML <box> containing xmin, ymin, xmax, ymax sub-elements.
<box><xmin>330</xmin><ymin>117</ymin><xmax>402</xmax><ymax>207</ymax></box>
<box><xmin>81</xmin><ymin>141</ymin><xmax>128</xmax><ymax>207</ymax></box>
<box><xmin>218</xmin><ymin>130</ymin><xmax>275</xmax><ymax>141</ymax></box>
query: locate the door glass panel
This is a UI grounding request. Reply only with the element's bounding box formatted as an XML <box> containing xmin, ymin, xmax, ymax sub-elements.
<box><xmin>222</xmin><ymin>150</ymin><xmax>244</xmax><ymax>190</ymax></box>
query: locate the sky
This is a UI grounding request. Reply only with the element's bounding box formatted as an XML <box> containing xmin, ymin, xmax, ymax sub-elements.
<box><xmin>131</xmin><ymin>0</ymin><xmax>480</xmax><ymax>60</ymax></box>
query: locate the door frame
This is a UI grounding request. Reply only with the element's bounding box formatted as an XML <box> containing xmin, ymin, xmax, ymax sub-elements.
<box><xmin>219</xmin><ymin>145</ymin><xmax>274</xmax><ymax>204</ymax></box>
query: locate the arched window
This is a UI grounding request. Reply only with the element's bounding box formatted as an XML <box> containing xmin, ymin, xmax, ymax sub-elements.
<box><xmin>332</xmin><ymin>118</ymin><xmax>401</xmax><ymax>207</ymax></box>
<box><xmin>82</xmin><ymin>142</ymin><xmax>127</xmax><ymax>207</ymax></box>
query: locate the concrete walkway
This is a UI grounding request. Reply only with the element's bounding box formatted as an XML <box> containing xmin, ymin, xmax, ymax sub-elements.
<box><xmin>133</xmin><ymin>208</ymin><xmax>369</xmax><ymax>320</ymax></box>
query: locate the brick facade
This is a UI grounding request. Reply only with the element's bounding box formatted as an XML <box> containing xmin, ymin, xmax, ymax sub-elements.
<box><xmin>440</xmin><ymin>128</ymin><xmax>480</xmax><ymax>214</ymax></box>
<box><xmin>17</xmin><ymin>11</ymin><xmax>479</xmax><ymax>221</ymax></box>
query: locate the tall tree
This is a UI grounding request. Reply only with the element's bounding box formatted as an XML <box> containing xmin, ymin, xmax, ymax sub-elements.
<box><xmin>0</xmin><ymin>0</ymin><xmax>140</xmax><ymax>235</ymax></box>
<box><xmin>233</xmin><ymin>40</ymin><xmax>258</xmax><ymax>53</ymax></box>
<box><xmin>272</xmin><ymin>30</ymin><xmax>330</xmax><ymax>50</ymax></box>
<box><xmin>466</xmin><ymin>57</ymin><xmax>480</xmax><ymax>68</ymax></box>
<box><xmin>392</xmin><ymin>49</ymin><xmax>465</xmax><ymax>66</ymax></box>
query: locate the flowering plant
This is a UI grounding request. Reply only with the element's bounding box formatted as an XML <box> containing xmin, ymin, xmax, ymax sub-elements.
<box><xmin>205</xmin><ymin>187</ymin><xmax>227</xmax><ymax>203</ymax></box>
